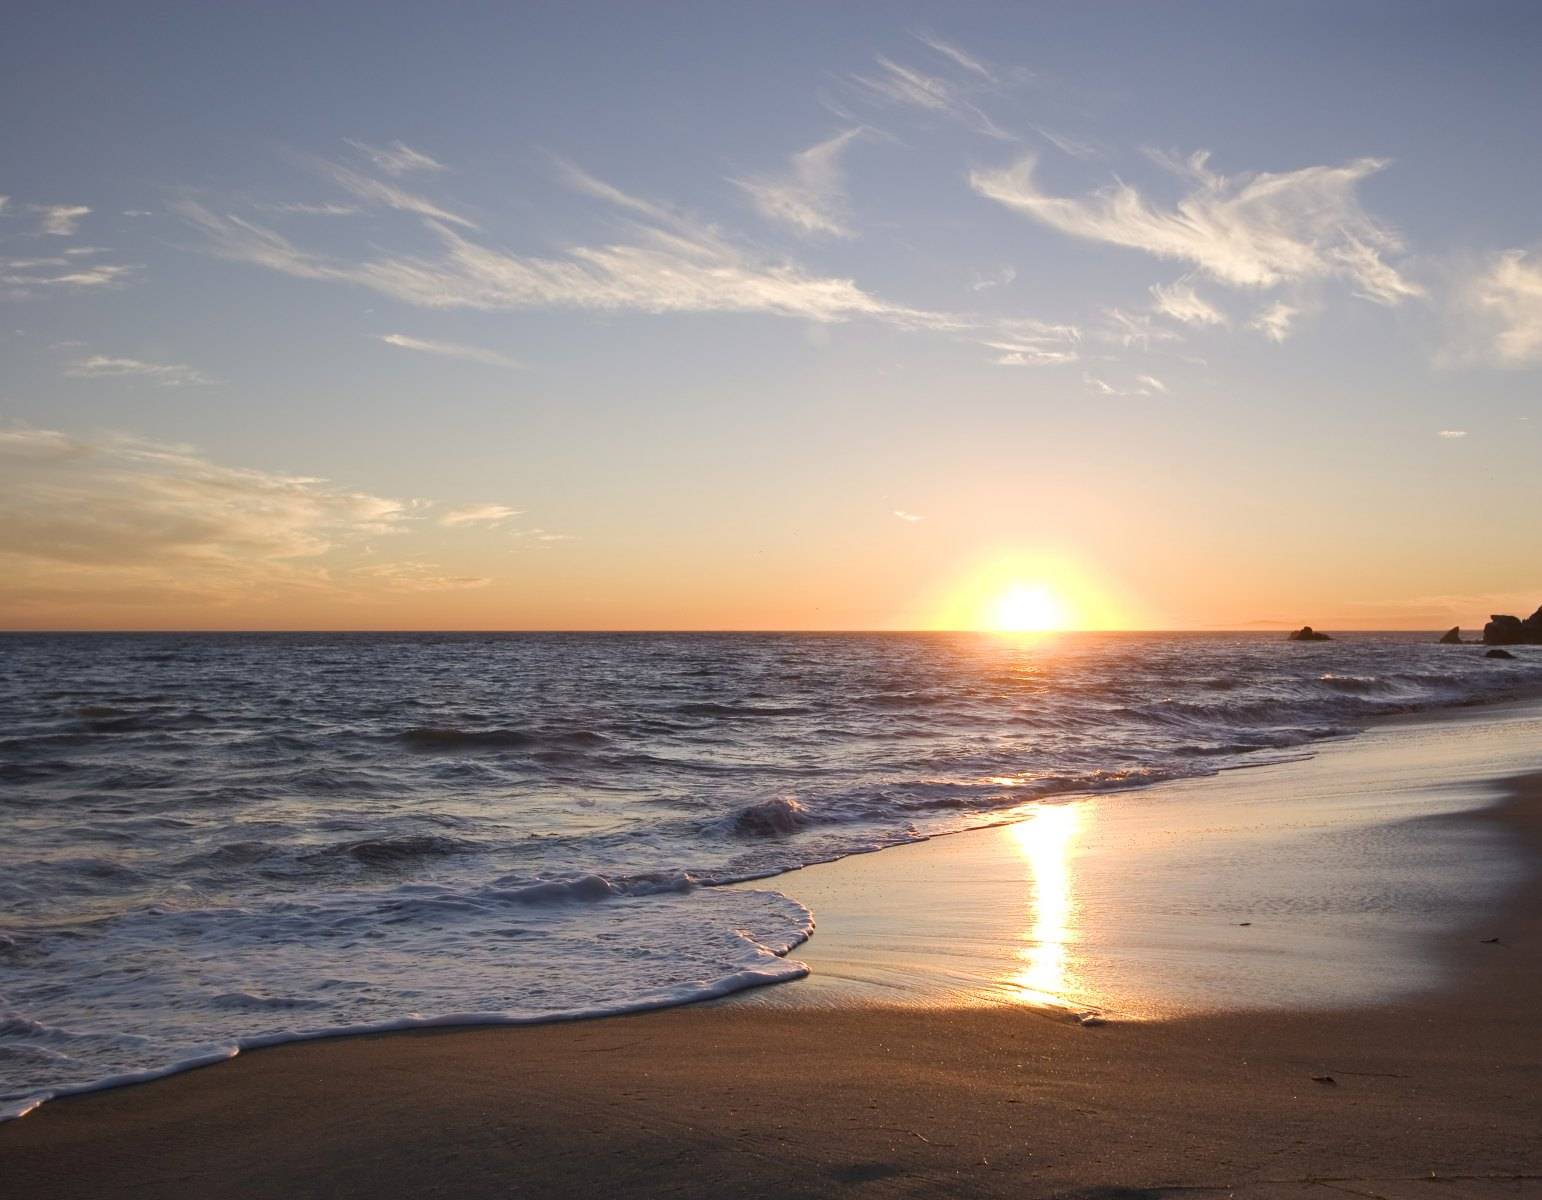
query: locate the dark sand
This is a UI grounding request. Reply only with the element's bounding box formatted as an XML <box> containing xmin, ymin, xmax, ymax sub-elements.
<box><xmin>3</xmin><ymin>769</ymin><xmax>1540</xmax><ymax>1197</ymax></box>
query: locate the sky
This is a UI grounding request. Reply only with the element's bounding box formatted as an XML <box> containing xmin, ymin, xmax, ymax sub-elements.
<box><xmin>3</xmin><ymin>0</ymin><xmax>1541</xmax><ymax>631</ymax></box>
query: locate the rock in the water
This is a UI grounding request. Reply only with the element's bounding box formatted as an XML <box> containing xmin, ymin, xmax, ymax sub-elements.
<box><xmin>1288</xmin><ymin>626</ymin><xmax>1332</xmax><ymax>642</ymax></box>
<box><xmin>1439</xmin><ymin>626</ymin><xmax>1462</xmax><ymax>644</ymax></box>
<box><xmin>1486</xmin><ymin>648</ymin><xmax>1517</xmax><ymax>660</ymax></box>
<box><xmin>1483</xmin><ymin>606</ymin><xmax>1542</xmax><ymax>645</ymax></box>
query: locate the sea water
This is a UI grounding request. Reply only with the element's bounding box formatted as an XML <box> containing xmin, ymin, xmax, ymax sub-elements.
<box><xmin>2</xmin><ymin>631</ymin><xmax>1539</xmax><ymax>1117</ymax></box>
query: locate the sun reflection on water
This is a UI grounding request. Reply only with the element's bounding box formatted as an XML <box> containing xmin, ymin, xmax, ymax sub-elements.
<box><xmin>1005</xmin><ymin>803</ymin><xmax>1082</xmax><ymax>1008</ymax></box>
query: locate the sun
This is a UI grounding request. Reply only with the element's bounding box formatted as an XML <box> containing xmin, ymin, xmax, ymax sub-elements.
<box><xmin>988</xmin><ymin>583</ymin><xmax>1067</xmax><ymax>633</ymax></box>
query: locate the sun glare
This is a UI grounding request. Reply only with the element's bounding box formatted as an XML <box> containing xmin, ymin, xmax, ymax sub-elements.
<box><xmin>988</xmin><ymin>583</ymin><xmax>1066</xmax><ymax>633</ymax></box>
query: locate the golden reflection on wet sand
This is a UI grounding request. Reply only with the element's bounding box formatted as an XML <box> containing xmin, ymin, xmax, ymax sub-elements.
<box><xmin>1005</xmin><ymin>803</ymin><xmax>1082</xmax><ymax>1009</ymax></box>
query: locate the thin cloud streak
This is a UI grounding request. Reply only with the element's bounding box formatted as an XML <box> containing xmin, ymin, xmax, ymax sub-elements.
<box><xmin>971</xmin><ymin>151</ymin><xmax>1422</xmax><ymax>302</ymax></box>
<box><xmin>376</xmin><ymin>333</ymin><xmax>520</xmax><ymax>369</ymax></box>
<box><xmin>850</xmin><ymin>53</ymin><xmax>1014</xmax><ymax>140</ymax></box>
<box><xmin>313</xmin><ymin>157</ymin><xmax>477</xmax><ymax>229</ymax></box>
<box><xmin>440</xmin><ymin>503</ymin><xmax>522</xmax><ymax>526</ymax></box>
<box><xmin>1150</xmin><ymin>280</ymin><xmax>1227</xmax><ymax>327</ymax></box>
<box><xmin>345</xmin><ymin>139</ymin><xmax>448</xmax><ymax>176</ymax></box>
<box><xmin>35</xmin><ymin>204</ymin><xmax>90</xmax><ymax>236</ymax></box>
<box><xmin>65</xmin><ymin>356</ymin><xmax>218</xmax><ymax>386</ymax></box>
<box><xmin>734</xmin><ymin>128</ymin><xmax>864</xmax><ymax>238</ymax></box>
<box><xmin>177</xmin><ymin>167</ymin><xmax>966</xmax><ymax>330</ymax></box>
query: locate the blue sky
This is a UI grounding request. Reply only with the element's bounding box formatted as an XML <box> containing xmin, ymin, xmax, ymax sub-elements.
<box><xmin>3</xmin><ymin>2</ymin><xmax>1540</xmax><ymax>629</ymax></box>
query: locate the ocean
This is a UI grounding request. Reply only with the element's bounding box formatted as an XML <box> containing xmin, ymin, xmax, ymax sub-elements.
<box><xmin>2</xmin><ymin>630</ymin><xmax>1539</xmax><ymax>1118</ymax></box>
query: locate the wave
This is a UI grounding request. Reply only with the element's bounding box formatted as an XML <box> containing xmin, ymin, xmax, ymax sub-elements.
<box><xmin>671</xmin><ymin>702</ymin><xmax>814</xmax><ymax>719</ymax></box>
<box><xmin>306</xmin><ymin>834</ymin><xmax>482</xmax><ymax>869</ymax></box>
<box><xmin>398</xmin><ymin>727</ymin><xmax>608</xmax><ymax>752</ymax></box>
<box><xmin>724</xmin><ymin>796</ymin><xmax>812</xmax><ymax>838</ymax></box>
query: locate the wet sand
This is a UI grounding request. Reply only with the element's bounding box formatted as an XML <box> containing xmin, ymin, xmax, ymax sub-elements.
<box><xmin>4</xmin><ymin>707</ymin><xmax>1541</xmax><ymax>1199</ymax></box>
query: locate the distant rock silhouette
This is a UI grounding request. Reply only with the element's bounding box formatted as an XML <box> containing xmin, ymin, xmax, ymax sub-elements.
<box><xmin>1288</xmin><ymin>626</ymin><xmax>1332</xmax><ymax>642</ymax></box>
<box><xmin>1439</xmin><ymin>626</ymin><xmax>1463</xmax><ymax>644</ymax></box>
<box><xmin>1486</xmin><ymin>648</ymin><xmax>1517</xmax><ymax>660</ymax></box>
<box><xmin>1482</xmin><ymin>606</ymin><xmax>1542</xmax><ymax>646</ymax></box>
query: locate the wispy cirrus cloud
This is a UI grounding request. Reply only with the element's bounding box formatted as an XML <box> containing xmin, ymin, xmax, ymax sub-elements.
<box><xmin>178</xmin><ymin>164</ymin><xmax>961</xmax><ymax>330</ymax></box>
<box><xmin>979</xmin><ymin>315</ymin><xmax>1080</xmax><ymax>365</ymax></box>
<box><xmin>734</xmin><ymin>128</ymin><xmax>864</xmax><ymax>238</ymax></box>
<box><xmin>1150</xmin><ymin>279</ymin><xmax>1227</xmax><ymax>327</ymax></box>
<box><xmin>354</xmin><ymin>561</ymin><xmax>490</xmax><ymax>591</ymax></box>
<box><xmin>1249</xmin><ymin>301</ymin><xmax>1299</xmax><ymax>343</ymax></box>
<box><xmin>1085</xmin><ymin>372</ymin><xmax>1165</xmax><ymax>398</ymax></box>
<box><xmin>892</xmin><ymin>509</ymin><xmax>925</xmax><ymax>522</ymax></box>
<box><xmin>970</xmin><ymin>265</ymin><xmax>1016</xmax><ymax>291</ymax></box>
<box><xmin>34</xmin><ymin>204</ymin><xmax>91</xmax><ymax>236</ymax></box>
<box><xmin>311</xmin><ymin>157</ymin><xmax>477</xmax><ymax>229</ymax></box>
<box><xmin>254</xmin><ymin>200</ymin><xmax>361</xmax><ymax>217</ymax></box>
<box><xmin>64</xmin><ymin>355</ymin><xmax>218</xmax><ymax>386</ymax></box>
<box><xmin>1462</xmin><ymin>249</ymin><xmax>1542</xmax><ymax>365</ymax></box>
<box><xmin>345</xmin><ymin>139</ymin><xmax>447</xmax><ymax>177</ymax></box>
<box><xmin>971</xmin><ymin>151</ymin><xmax>1422</xmax><ymax>303</ymax></box>
<box><xmin>1</xmin><ymin>259</ymin><xmax>136</xmax><ymax>293</ymax></box>
<box><xmin>910</xmin><ymin>31</ymin><xmax>998</xmax><ymax>82</ymax></box>
<box><xmin>849</xmin><ymin>51</ymin><xmax>1013</xmax><ymax>140</ymax></box>
<box><xmin>376</xmin><ymin>332</ymin><xmax>520</xmax><ymax>368</ymax></box>
<box><xmin>0</xmin><ymin>426</ymin><xmax>407</xmax><ymax>576</ymax></box>
<box><xmin>1102</xmin><ymin>307</ymin><xmax>1181</xmax><ymax>349</ymax></box>
<box><xmin>440</xmin><ymin>503</ymin><xmax>522</xmax><ymax>527</ymax></box>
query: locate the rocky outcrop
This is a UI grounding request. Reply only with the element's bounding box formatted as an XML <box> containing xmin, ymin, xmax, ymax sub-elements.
<box><xmin>1288</xmin><ymin>626</ymin><xmax>1333</xmax><ymax>642</ymax></box>
<box><xmin>1486</xmin><ymin>648</ymin><xmax>1517</xmax><ymax>660</ymax></box>
<box><xmin>1439</xmin><ymin>626</ymin><xmax>1463</xmax><ymax>644</ymax></box>
<box><xmin>1482</xmin><ymin>606</ymin><xmax>1542</xmax><ymax>645</ymax></box>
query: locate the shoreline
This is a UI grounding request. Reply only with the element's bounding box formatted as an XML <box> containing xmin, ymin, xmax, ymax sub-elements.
<box><xmin>735</xmin><ymin>695</ymin><xmax>1542</xmax><ymax>1019</ymax></box>
<box><xmin>4</xmin><ymin>700</ymin><xmax>1541</xmax><ymax>1196</ymax></box>
<box><xmin>6</xmin><ymin>690</ymin><xmax>1537</xmax><ymax>1124</ymax></box>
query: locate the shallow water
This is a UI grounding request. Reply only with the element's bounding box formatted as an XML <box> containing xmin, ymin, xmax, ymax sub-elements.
<box><xmin>2</xmin><ymin>631</ymin><xmax>1539</xmax><ymax>1116</ymax></box>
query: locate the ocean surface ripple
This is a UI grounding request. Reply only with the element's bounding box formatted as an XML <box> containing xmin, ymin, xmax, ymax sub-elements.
<box><xmin>2</xmin><ymin>631</ymin><xmax>1539</xmax><ymax>1117</ymax></box>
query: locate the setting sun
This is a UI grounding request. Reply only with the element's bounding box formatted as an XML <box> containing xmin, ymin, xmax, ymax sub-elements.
<box><xmin>988</xmin><ymin>583</ymin><xmax>1067</xmax><ymax>633</ymax></box>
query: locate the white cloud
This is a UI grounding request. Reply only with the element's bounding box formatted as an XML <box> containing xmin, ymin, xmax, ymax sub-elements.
<box><xmin>345</xmin><ymin>139</ymin><xmax>448</xmax><ymax>176</ymax></box>
<box><xmin>376</xmin><ymin>333</ymin><xmax>520</xmax><ymax>368</ymax></box>
<box><xmin>1084</xmin><ymin>373</ymin><xmax>1161</xmax><ymax>397</ymax></box>
<box><xmin>1</xmin><ymin>256</ymin><xmax>136</xmax><ymax>293</ymax></box>
<box><xmin>987</xmin><ymin>342</ymin><xmax>1077</xmax><ymax>366</ymax></box>
<box><xmin>850</xmin><ymin>54</ymin><xmax>1013</xmax><ymax>140</ymax></box>
<box><xmin>1032</xmin><ymin>126</ymin><xmax>1099</xmax><ymax>161</ymax></box>
<box><xmin>354</xmin><ymin>561</ymin><xmax>490</xmax><ymax>591</ymax></box>
<box><xmin>440</xmin><ymin>503</ymin><xmax>522</xmax><ymax>526</ymax></box>
<box><xmin>1249</xmin><ymin>301</ymin><xmax>1299</xmax><ymax>343</ymax></box>
<box><xmin>971</xmin><ymin>265</ymin><xmax>1016</xmax><ymax>291</ymax></box>
<box><xmin>911</xmin><ymin>32</ymin><xmax>997</xmax><ymax>82</ymax></box>
<box><xmin>1438</xmin><ymin>429</ymin><xmax>1468</xmax><ymax>439</ymax></box>
<box><xmin>1102</xmin><ymin>307</ymin><xmax>1181</xmax><ymax>349</ymax></box>
<box><xmin>971</xmin><ymin>152</ymin><xmax>1422</xmax><ymax>302</ymax></box>
<box><xmin>1467</xmin><ymin>250</ymin><xmax>1542</xmax><ymax>365</ymax></box>
<box><xmin>64</xmin><ymin>355</ymin><xmax>217</xmax><ymax>386</ymax></box>
<box><xmin>179</xmin><ymin>168</ymin><xmax>959</xmax><ymax>329</ymax></box>
<box><xmin>0</xmin><ymin>426</ymin><xmax>407</xmax><ymax>577</ymax></box>
<box><xmin>893</xmin><ymin>509</ymin><xmax>924</xmax><ymax>522</ymax></box>
<box><xmin>734</xmin><ymin>128</ymin><xmax>863</xmax><ymax>238</ymax></box>
<box><xmin>1150</xmin><ymin>279</ymin><xmax>1227</xmax><ymax>327</ymax></box>
<box><xmin>313</xmin><ymin>157</ymin><xmax>477</xmax><ymax>229</ymax></box>
<box><xmin>35</xmin><ymin>204</ymin><xmax>90</xmax><ymax>236</ymax></box>
<box><xmin>255</xmin><ymin>201</ymin><xmax>362</xmax><ymax>217</ymax></box>
<box><xmin>978</xmin><ymin>315</ymin><xmax>1080</xmax><ymax>365</ymax></box>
